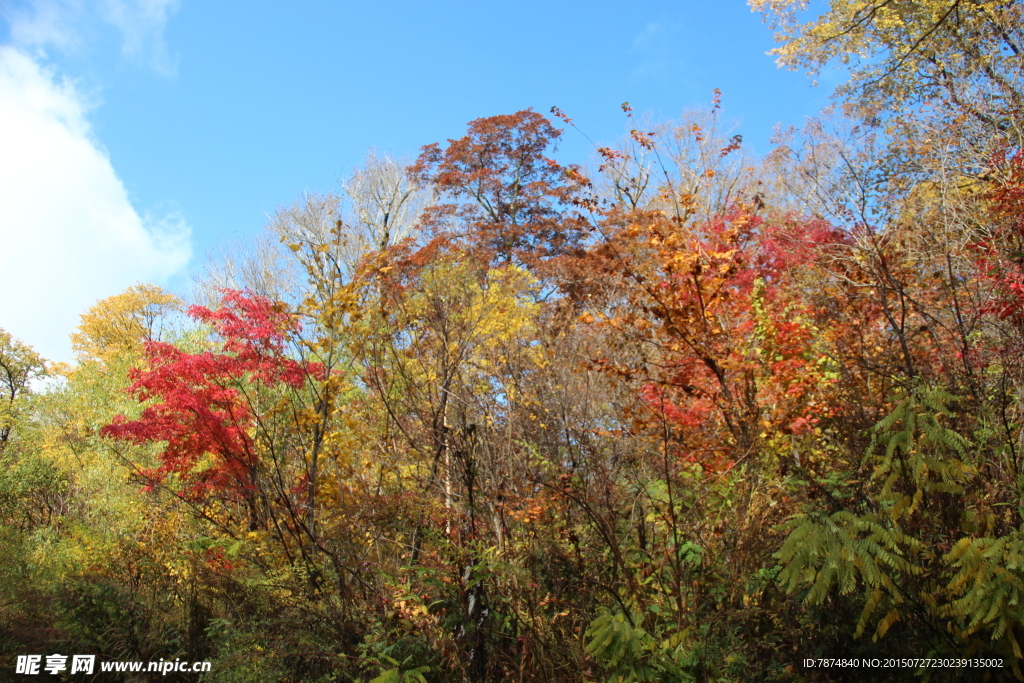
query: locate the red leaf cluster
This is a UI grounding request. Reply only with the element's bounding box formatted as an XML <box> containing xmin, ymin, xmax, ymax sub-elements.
<box><xmin>102</xmin><ymin>291</ymin><xmax>317</xmax><ymax>501</ymax></box>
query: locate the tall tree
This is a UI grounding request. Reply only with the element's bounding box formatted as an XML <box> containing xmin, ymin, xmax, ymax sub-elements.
<box><xmin>410</xmin><ymin>109</ymin><xmax>587</xmax><ymax>272</ymax></box>
<box><xmin>0</xmin><ymin>329</ymin><xmax>45</xmax><ymax>453</ymax></box>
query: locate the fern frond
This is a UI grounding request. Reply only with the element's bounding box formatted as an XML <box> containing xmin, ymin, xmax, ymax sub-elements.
<box><xmin>776</xmin><ymin>510</ymin><xmax>921</xmax><ymax>638</ymax></box>
<box><xmin>867</xmin><ymin>387</ymin><xmax>974</xmax><ymax>521</ymax></box>
<box><xmin>585</xmin><ymin>610</ymin><xmax>697</xmax><ymax>683</ymax></box>
<box><xmin>943</xmin><ymin>532</ymin><xmax>1024</xmax><ymax>650</ymax></box>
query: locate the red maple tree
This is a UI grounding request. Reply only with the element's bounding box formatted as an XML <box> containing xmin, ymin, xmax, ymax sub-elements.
<box><xmin>103</xmin><ymin>290</ymin><xmax>319</xmax><ymax>504</ymax></box>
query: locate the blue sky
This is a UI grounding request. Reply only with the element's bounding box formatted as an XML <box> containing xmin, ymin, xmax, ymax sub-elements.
<box><xmin>0</xmin><ymin>0</ymin><xmax>836</xmax><ymax>363</ymax></box>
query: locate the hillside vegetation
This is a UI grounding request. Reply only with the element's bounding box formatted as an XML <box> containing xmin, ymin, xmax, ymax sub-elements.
<box><xmin>3</xmin><ymin>2</ymin><xmax>1024</xmax><ymax>680</ymax></box>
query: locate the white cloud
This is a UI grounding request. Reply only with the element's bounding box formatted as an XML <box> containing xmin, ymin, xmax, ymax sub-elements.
<box><xmin>3</xmin><ymin>0</ymin><xmax>86</xmax><ymax>52</ymax></box>
<box><xmin>0</xmin><ymin>45</ymin><xmax>191</xmax><ymax>363</ymax></box>
<box><xmin>101</xmin><ymin>0</ymin><xmax>180</xmax><ymax>75</ymax></box>
<box><xmin>3</xmin><ymin>0</ymin><xmax>180</xmax><ymax>74</ymax></box>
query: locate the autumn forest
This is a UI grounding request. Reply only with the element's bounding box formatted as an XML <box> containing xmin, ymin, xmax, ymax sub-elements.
<box><xmin>3</xmin><ymin>2</ymin><xmax>1024</xmax><ymax>681</ymax></box>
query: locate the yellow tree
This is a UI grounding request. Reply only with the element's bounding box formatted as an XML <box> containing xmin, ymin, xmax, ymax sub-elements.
<box><xmin>750</xmin><ymin>0</ymin><xmax>1022</xmax><ymax>124</ymax></box>
<box><xmin>0</xmin><ymin>329</ymin><xmax>45</xmax><ymax>453</ymax></box>
<box><xmin>70</xmin><ymin>284</ymin><xmax>184</xmax><ymax>368</ymax></box>
<box><xmin>751</xmin><ymin>0</ymin><xmax>1024</xmax><ymax>206</ymax></box>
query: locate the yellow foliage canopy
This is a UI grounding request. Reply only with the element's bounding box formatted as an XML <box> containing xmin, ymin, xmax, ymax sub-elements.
<box><xmin>70</xmin><ymin>284</ymin><xmax>183</xmax><ymax>366</ymax></box>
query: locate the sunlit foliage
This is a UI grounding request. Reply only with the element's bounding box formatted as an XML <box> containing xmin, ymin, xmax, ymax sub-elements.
<box><xmin>4</xmin><ymin>5</ymin><xmax>1024</xmax><ymax>680</ymax></box>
